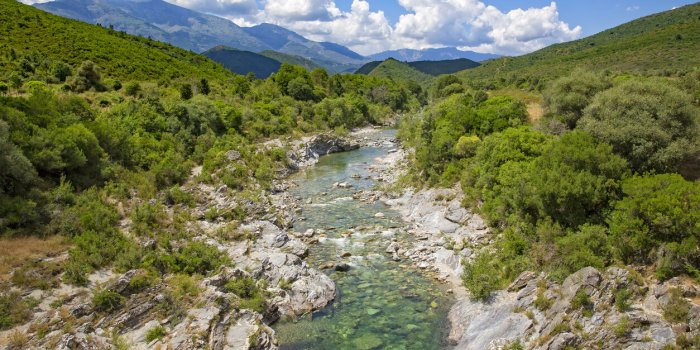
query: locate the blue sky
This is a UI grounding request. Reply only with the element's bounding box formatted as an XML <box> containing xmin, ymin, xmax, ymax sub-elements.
<box><xmin>333</xmin><ymin>0</ymin><xmax>695</xmax><ymax>36</ymax></box>
<box><xmin>152</xmin><ymin>0</ymin><xmax>700</xmax><ymax>55</ymax></box>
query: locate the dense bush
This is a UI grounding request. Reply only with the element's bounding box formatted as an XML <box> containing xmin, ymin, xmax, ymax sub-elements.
<box><xmin>578</xmin><ymin>79</ymin><xmax>700</xmax><ymax>172</ymax></box>
<box><xmin>92</xmin><ymin>289</ymin><xmax>125</xmax><ymax>312</ymax></box>
<box><xmin>543</xmin><ymin>71</ymin><xmax>611</xmax><ymax>128</ymax></box>
<box><xmin>608</xmin><ymin>174</ymin><xmax>700</xmax><ymax>280</ymax></box>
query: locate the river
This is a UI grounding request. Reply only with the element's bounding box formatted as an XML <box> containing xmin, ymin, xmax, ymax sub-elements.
<box><xmin>274</xmin><ymin>130</ymin><xmax>453</xmax><ymax>350</ymax></box>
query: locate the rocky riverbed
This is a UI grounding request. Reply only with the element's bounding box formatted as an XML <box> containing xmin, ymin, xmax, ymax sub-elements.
<box><xmin>365</xmin><ymin>135</ymin><xmax>700</xmax><ymax>350</ymax></box>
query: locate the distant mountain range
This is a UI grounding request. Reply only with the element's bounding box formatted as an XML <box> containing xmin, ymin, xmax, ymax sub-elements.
<box><xmin>34</xmin><ymin>0</ymin><xmax>364</xmax><ymax>72</ymax></box>
<box><xmin>33</xmin><ymin>0</ymin><xmax>499</xmax><ymax>76</ymax></box>
<box><xmin>369</xmin><ymin>48</ymin><xmax>499</xmax><ymax>63</ymax></box>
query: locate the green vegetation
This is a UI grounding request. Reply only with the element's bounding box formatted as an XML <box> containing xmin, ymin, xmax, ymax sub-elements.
<box><xmin>203</xmin><ymin>46</ymin><xmax>281</xmax><ymax>79</ymax></box>
<box><xmin>145</xmin><ymin>325</ymin><xmax>167</xmax><ymax>343</ymax></box>
<box><xmin>458</xmin><ymin>3</ymin><xmax>700</xmax><ymax>88</ymax></box>
<box><xmin>363</xmin><ymin>59</ymin><xmax>433</xmax><ymax>83</ymax></box>
<box><xmin>356</xmin><ymin>58</ymin><xmax>480</xmax><ymax>77</ymax></box>
<box><xmin>92</xmin><ymin>289</ymin><xmax>125</xmax><ymax>313</ymax></box>
<box><xmin>225</xmin><ymin>276</ymin><xmax>268</xmax><ymax>313</ymax></box>
<box><xmin>0</xmin><ymin>292</ymin><xmax>34</xmax><ymax>330</ymax></box>
<box><xmin>0</xmin><ymin>0</ymin><xmax>420</xmax><ymax>302</ymax></box>
<box><xmin>663</xmin><ymin>288</ymin><xmax>691</xmax><ymax>323</ymax></box>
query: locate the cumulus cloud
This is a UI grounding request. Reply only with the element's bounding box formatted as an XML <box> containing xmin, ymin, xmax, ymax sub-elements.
<box><xmin>25</xmin><ymin>0</ymin><xmax>583</xmax><ymax>56</ymax></box>
<box><xmin>19</xmin><ymin>0</ymin><xmax>54</xmax><ymax>4</ymax></box>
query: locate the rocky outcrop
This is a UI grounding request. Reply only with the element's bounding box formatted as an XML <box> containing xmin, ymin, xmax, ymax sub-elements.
<box><xmin>447</xmin><ymin>267</ymin><xmax>693</xmax><ymax>349</ymax></box>
<box><xmin>287</xmin><ymin>132</ymin><xmax>359</xmax><ymax>170</ymax></box>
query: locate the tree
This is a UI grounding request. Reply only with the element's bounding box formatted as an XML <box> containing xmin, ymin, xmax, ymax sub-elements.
<box><xmin>124</xmin><ymin>82</ymin><xmax>141</xmax><ymax>96</ymax></box>
<box><xmin>579</xmin><ymin>79</ymin><xmax>700</xmax><ymax>172</ymax></box>
<box><xmin>198</xmin><ymin>78</ymin><xmax>210</xmax><ymax>95</ymax></box>
<box><xmin>274</xmin><ymin>63</ymin><xmax>311</xmax><ymax>95</ymax></box>
<box><xmin>70</xmin><ymin>61</ymin><xmax>104</xmax><ymax>92</ymax></box>
<box><xmin>544</xmin><ymin>71</ymin><xmax>611</xmax><ymax>129</ymax></box>
<box><xmin>180</xmin><ymin>83</ymin><xmax>193</xmax><ymax>100</ymax></box>
<box><xmin>287</xmin><ymin>77</ymin><xmax>314</xmax><ymax>101</ymax></box>
<box><xmin>0</xmin><ymin>83</ymin><xmax>8</xmax><ymax>95</ymax></box>
<box><xmin>609</xmin><ymin>174</ymin><xmax>700</xmax><ymax>275</ymax></box>
<box><xmin>50</xmin><ymin>61</ymin><xmax>73</xmax><ymax>83</ymax></box>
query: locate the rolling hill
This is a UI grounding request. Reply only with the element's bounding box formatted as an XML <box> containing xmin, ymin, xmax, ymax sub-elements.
<box><xmin>34</xmin><ymin>0</ymin><xmax>367</xmax><ymax>73</ymax></box>
<box><xmin>359</xmin><ymin>59</ymin><xmax>433</xmax><ymax>83</ymax></box>
<box><xmin>356</xmin><ymin>58</ymin><xmax>480</xmax><ymax>79</ymax></box>
<box><xmin>0</xmin><ymin>0</ymin><xmax>233</xmax><ymax>81</ymax></box>
<box><xmin>369</xmin><ymin>47</ymin><xmax>499</xmax><ymax>62</ymax></box>
<box><xmin>457</xmin><ymin>2</ymin><xmax>700</xmax><ymax>84</ymax></box>
<box><xmin>203</xmin><ymin>46</ymin><xmax>281</xmax><ymax>78</ymax></box>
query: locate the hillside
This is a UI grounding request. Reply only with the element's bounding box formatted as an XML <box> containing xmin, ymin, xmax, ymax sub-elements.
<box><xmin>35</xmin><ymin>0</ymin><xmax>367</xmax><ymax>73</ymax></box>
<box><xmin>35</xmin><ymin>0</ymin><xmax>269</xmax><ymax>53</ymax></box>
<box><xmin>356</xmin><ymin>58</ymin><xmax>480</xmax><ymax>79</ymax></box>
<box><xmin>458</xmin><ymin>2</ymin><xmax>700</xmax><ymax>84</ymax></box>
<box><xmin>370</xmin><ymin>47</ymin><xmax>499</xmax><ymax>62</ymax></box>
<box><xmin>363</xmin><ymin>59</ymin><xmax>433</xmax><ymax>83</ymax></box>
<box><xmin>203</xmin><ymin>46</ymin><xmax>281</xmax><ymax>78</ymax></box>
<box><xmin>259</xmin><ymin>51</ymin><xmax>321</xmax><ymax>71</ymax></box>
<box><xmin>1</xmin><ymin>0</ymin><xmax>233</xmax><ymax>81</ymax></box>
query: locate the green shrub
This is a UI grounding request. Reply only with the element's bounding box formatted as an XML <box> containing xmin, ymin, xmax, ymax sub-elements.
<box><xmin>571</xmin><ymin>289</ymin><xmax>592</xmax><ymax>312</ymax></box>
<box><xmin>92</xmin><ymin>289</ymin><xmax>124</xmax><ymax>312</ymax></box>
<box><xmin>615</xmin><ymin>288</ymin><xmax>632</xmax><ymax>312</ymax></box>
<box><xmin>145</xmin><ymin>325</ymin><xmax>167</xmax><ymax>343</ymax></box>
<box><xmin>663</xmin><ymin>288</ymin><xmax>690</xmax><ymax>323</ymax></box>
<box><xmin>225</xmin><ymin>276</ymin><xmax>268</xmax><ymax>313</ymax></box>
<box><xmin>579</xmin><ymin>79</ymin><xmax>700</xmax><ymax>172</ymax></box>
<box><xmin>0</xmin><ymin>292</ymin><xmax>33</xmax><ymax>330</ymax></box>
<box><xmin>609</xmin><ymin>174</ymin><xmax>700</xmax><ymax>276</ymax></box>
<box><xmin>614</xmin><ymin>315</ymin><xmax>630</xmax><ymax>337</ymax></box>
<box><xmin>543</xmin><ymin>70</ymin><xmax>611</xmax><ymax>129</ymax></box>
<box><xmin>462</xmin><ymin>253</ymin><xmax>502</xmax><ymax>301</ymax></box>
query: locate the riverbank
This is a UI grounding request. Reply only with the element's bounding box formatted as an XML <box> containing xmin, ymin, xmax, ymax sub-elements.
<box><xmin>368</xmin><ymin>137</ymin><xmax>697</xmax><ymax>350</ymax></box>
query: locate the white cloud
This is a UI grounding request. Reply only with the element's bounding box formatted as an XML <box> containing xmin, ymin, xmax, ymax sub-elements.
<box><xmin>19</xmin><ymin>0</ymin><xmax>54</xmax><ymax>4</ymax></box>
<box><xmin>25</xmin><ymin>0</ymin><xmax>583</xmax><ymax>56</ymax></box>
<box><xmin>626</xmin><ymin>5</ymin><xmax>640</xmax><ymax>11</ymax></box>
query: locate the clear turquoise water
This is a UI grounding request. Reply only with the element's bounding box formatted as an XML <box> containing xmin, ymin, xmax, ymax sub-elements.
<box><xmin>274</xmin><ymin>130</ymin><xmax>452</xmax><ymax>350</ymax></box>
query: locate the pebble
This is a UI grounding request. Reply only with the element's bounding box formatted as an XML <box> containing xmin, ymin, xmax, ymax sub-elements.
<box><xmin>374</xmin><ymin>212</ymin><xmax>385</xmax><ymax>218</ymax></box>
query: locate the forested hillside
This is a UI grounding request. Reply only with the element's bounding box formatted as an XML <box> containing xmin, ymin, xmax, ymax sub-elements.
<box><xmin>0</xmin><ymin>3</ymin><xmax>420</xmax><ymax>341</ymax></box>
<box><xmin>458</xmin><ymin>2</ymin><xmax>700</xmax><ymax>89</ymax></box>
<box><xmin>203</xmin><ymin>46</ymin><xmax>282</xmax><ymax>78</ymax></box>
<box><xmin>0</xmin><ymin>0</ymin><xmax>232</xmax><ymax>81</ymax></box>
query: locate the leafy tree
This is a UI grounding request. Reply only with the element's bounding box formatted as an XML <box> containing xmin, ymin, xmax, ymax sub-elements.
<box><xmin>179</xmin><ymin>83</ymin><xmax>193</xmax><ymax>100</ymax></box>
<box><xmin>69</xmin><ymin>60</ymin><xmax>104</xmax><ymax>92</ymax></box>
<box><xmin>544</xmin><ymin>71</ymin><xmax>611</xmax><ymax>128</ymax></box>
<box><xmin>50</xmin><ymin>61</ymin><xmax>72</xmax><ymax>83</ymax></box>
<box><xmin>433</xmin><ymin>75</ymin><xmax>463</xmax><ymax>99</ymax></box>
<box><xmin>287</xmin><ymin>76</ymin><xmax>314</xmax><ymax>101</ymax></box>
<box><xmin>579</xmin><ymin>79</ymin><xmax>700</xmax><ymax>172</ymax></box>
<box><xmin>609</xmin><ymin>174</ymin><xmax>700</xmax><ymax>278</ymax></box>
<box><xmin>274</xmin><ymin>63</ymin><xmax>311</xmax><ymax>95</ymax></box>
<box><xmin>198</xmin><ymin>78</ymin><xmax>210</xmax><ymax>95</ymax></box>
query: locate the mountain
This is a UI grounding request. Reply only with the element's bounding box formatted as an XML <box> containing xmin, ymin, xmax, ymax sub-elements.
<box><xmin>34</xmin><ymin>0</ymin><xmax>366</xmax><ymax>73</ymax></box>
<box><xmin>369</xmin><ymin>48</ymin><xmax>499</xmax><ymax>62</ymax></box>
<box><xmin>242</xmin><ymin>23</ymin><xmax>365</xmax><ymax>73</ymax></box>
<box><xmin>1</xmin><ymin>0</ymin><xmax>233</xmax><ymax>81</ymax></box>
<box><xmin>35</xmin><ymin>0</ymin><xmax>269</xmax><ymax>53</ymax></box>
<box><xmin>458</xmin><ymin>2</ymin><xmax>700</xmax><ymax>83</ymax></box>
<box><xmin>258</xmin><ymin>51</ymin><xmax>321</xmax><ymax>71</ymax></box>
<box><xmin>358</xmin><ymin>59</ymin><xmax>433</xmax><ymax>83</ymax></box>
<box><xmin>203</xmin><ymin>46</ymin><xmax>281</xmax><ymax>78</ymax></box>
<box><xmin>357</xmin><ymin>58</ymin><xmax>480</xmax><ymax>77</ymax></box>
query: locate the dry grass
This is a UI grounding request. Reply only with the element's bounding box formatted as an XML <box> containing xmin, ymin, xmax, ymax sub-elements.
<box><xmin>527</xmin><ymin>103</ymin><xmax>544</xmax><ymax>122</ymax></box>
<box><xmin>0</xmin><ymin>235</ymin><xmax>70</xmax><ymax>281</ymax></box>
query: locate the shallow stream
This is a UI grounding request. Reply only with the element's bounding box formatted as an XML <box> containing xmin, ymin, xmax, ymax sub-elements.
<box><xmin>274</xmin><ymin>130</ymin><xmax>452</xmax><ymax>350</ymax></box>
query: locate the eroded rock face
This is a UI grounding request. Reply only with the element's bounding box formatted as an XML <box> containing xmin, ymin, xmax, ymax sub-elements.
<box><xmin>287</xmin><ymin>133</ymin><xmax>359</xmax><ymax>170</ymax></box>
<box><xmin>448</xmin><ymin>267</ymin><xmax>690</xmax><ymax>350</ymax></box>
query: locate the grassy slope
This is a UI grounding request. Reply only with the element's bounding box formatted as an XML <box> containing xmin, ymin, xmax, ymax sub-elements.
<box><xmin>357</xmin><ymin>58</ymin><xmax>480</xmax><ymax>78</ymax></box>
<box><xmin>458</xmin><ymin>3</ymin><xmax>700</xmax><ymax>83</ymax></box>
<box><xmin>259</xmin><ymin>50</ymin><xmax>321</xmax><ymax>71</ymax></box>
<box><xmin>0</xmin><ymin>0</ymin><xmax>234</xmax><ymax>81</ymax></box>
